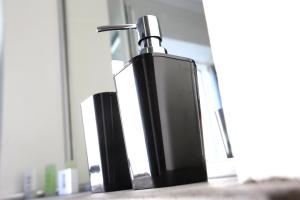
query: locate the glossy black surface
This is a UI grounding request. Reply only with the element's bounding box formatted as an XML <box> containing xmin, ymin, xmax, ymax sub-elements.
<box><xmin>115</xmin><ymin>53</ymin><xmax>208</xmax><ymax>189</ymax></box>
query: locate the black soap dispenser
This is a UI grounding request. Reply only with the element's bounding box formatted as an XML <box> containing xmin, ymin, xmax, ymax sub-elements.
<box><xmin>97</xmin><ymin>15</ymin><xmax>207</xmax><ymax>190</ymax></box>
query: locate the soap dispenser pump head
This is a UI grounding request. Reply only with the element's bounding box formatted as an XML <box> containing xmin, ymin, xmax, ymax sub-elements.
<box><xmin>97</xmin><ymin>15</ymin><xmax>167</xmax><ymax>54</ymax></box>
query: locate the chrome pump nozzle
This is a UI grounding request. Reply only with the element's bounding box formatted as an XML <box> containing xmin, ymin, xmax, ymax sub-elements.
<box><xmin>97</xmin><ymin>15</ymin><xmax>167</xmax><ymax>54</ymax></box>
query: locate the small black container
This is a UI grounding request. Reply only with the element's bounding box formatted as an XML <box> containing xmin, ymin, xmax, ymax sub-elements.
<box><xmin>81</xmin><ymin>92</ymin><xmax>132</xmax><ymax>192</ymax></box>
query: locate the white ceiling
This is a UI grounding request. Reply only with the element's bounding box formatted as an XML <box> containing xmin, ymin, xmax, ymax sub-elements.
<box><xmin>151</xmin><ymin>0</ymin><xmax>204</xmax><ymax>14</ymax></box>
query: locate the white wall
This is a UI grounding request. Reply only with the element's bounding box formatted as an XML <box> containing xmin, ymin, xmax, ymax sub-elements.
<box><xmin>129</xmin><ymin>0</ymin><xmax>210</xmax><ymax>46</ymax></box>
<box><xmin>203</xmin><ymin>1</ymin><xmax>300</xmax><ymax>181</ymax></box>
<box><xmin>65</xmin><ymin>0</ymin><xmax>114</xmax><ymax>185</ymax></box>
<box><xmin>0</xmin><ymin>0</ymin><xmax>65</xmax><ymax>197</ymax></box>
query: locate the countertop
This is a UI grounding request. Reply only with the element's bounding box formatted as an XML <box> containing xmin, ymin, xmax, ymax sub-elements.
<box><xmin>39</xmin><ymin>178</ymin><xmax>300</xmax><ymax>200</ymax></box>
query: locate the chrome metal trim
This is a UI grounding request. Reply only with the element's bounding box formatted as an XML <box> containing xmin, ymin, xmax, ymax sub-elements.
<box><xmin>114</xmin><ymin>63</ymin><xmax>153</xmax><ymax>189</ymax></box>
<box><xmin>97</xmin><ymin>24</ymin><xmax>137</xmax><ymax>32</ymax></box>
<box><xmin>97</xmin><ymin>15</ymin><xmax>167</xmax><ymax>55</ymax></box>
<box><xmin>81</xmin><ymin>97</ymin><xmax>104</xmax><ymax>192</ymax></box>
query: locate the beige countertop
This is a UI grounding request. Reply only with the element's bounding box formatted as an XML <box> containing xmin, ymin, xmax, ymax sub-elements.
<box><xmin>39</xmin><ymin>178</ymin><xmax>300</xmax><ymax>200</ymax></box>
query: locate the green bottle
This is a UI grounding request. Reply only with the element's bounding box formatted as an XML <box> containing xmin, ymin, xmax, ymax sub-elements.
<box><xmin>44</xmin><ymin>164</ymin><xmax>57</xmax><ymax>196</ymax></box>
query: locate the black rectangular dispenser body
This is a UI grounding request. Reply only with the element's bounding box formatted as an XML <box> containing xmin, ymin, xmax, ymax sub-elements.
<box><xmin>81</xmin><ymin>92</ymin><xmax>132</xmax><ymax>192</ymax></box>
<box><xmin>115</xmin><ymin>53</ymin><xmax>207</xmax><ymax>189</ymax></box>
